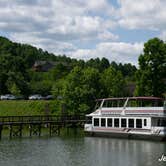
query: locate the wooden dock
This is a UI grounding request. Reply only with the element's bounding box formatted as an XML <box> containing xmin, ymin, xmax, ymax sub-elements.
<box><xmin>0</xmin><ymin>115</ymin><xmax>85</xmax><ymax>139</ymax></box>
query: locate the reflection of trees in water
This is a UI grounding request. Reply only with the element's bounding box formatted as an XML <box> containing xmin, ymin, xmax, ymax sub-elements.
<box><xmin>85</xmin><ymin>137</ymin><xmax>166</xmax><ymax>166</ymax></box>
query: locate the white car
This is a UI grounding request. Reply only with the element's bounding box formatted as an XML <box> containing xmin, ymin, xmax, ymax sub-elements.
<box><xmin>44</xmin><ymin>95</ymin><xmax>54</xmax><ymax>100</ymax></box>
<box><xmin>29</xmin><ymin>94</ymin><xmax>43</xmax><ymax>100</ymax></box>
<box><xmin>0</xmin><ymin>94</ymin><xmax>16</xmax><ymax>100</ymax></box>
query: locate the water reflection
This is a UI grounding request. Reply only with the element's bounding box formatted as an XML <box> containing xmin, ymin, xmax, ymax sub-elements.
<box><xmin>84</xmin><ymin>137</ymin><xmax>166</xmax><ymax>166</ymax></box>
<box><xmin>0</xmin><ymin>136</ymin><xmax>165</xmax><ymax>166</ymax></box>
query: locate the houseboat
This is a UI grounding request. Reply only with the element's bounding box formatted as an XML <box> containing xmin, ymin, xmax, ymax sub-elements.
<box><xmin>84</xmin><ymin>97</ymin><xmax>166</xmax><ymax>141</ymax></box>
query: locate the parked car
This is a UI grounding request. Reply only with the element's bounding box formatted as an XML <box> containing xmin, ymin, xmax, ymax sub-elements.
<box><xmin>29</xmin><ymin>94</ymin><xmax>43</xmax><ymax>100</ymax></box>
<box><xmin>44</xmin><ymin>95</ymin><xmax>54</xmax><ymax>100</ymax></box>
<box><xmin>0</xmin><ymin>94</ymin><xmax>16</xmax><ymax>100</ymax></box>
<box><xmin>15</xmin><ymin>95</ymin><xmax>24</xmax><ymax>100</ymax></box>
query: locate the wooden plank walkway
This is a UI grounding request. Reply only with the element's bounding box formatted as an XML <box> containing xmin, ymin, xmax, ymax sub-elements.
<box><xmin>0</xmin><ymin>115</ymin><xmax>85</xmax><ymax>139</ymax></box>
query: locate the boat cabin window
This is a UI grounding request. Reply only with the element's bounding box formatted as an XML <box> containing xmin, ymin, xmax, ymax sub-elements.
<box><xmin>114</xmin><ymin>118</ymin><xmax>119</xmax><ymax>127</ymax></box>
<box><xmin>101</xmin><ymin>118</ymin><xmax>106</xmax><ymax>127</ymax></box>
<box><xmin>107</xmin><ymin>118</ymin><xmax>112</xmax><ymax>127</ymax></box>
<box><xmin>157</xmin><ymin>118</ymin><xmax>166</xmax><ymax>127</ymax></box>
<box><xmin>144</xmin><ymin>119</ymin><xmax>147</xmax><ymax>126</ymax></box>
<box><xmin>121</xmin><ymin>119</ymin><xmax>126</xmax><ymax>127</ymax></box>
<box><xmin>128</xmin><ymin>119</ymin><xmax>134</xmax><ymax>128</ymax></box>
<box><xmin>94</xmin><ymin>118</ymin><xmax>99</xmax><ymax>127</ymax></box>
<box><xmin>86</xmin><ymin>116</ymin><xmax>92</xmax><ymax>124</ymax></box>
<box><xmin>127</xmin><ymin>99</ymin><xmax>164</xmax><ymax>107</ymax></box>
<box><xmin>102</xmin><ymin>100</ymin><xmax>125</xmax><ymax>107</ymax></box>
<box><xmin>95</xmin><ymin>101</ymin><xmax>102</xmax><ymax>109</ymax></box>
<box><xmin>127</xmin><ymin>100</ymin><xmax>138</xmax><ymax>107</ymax></box>
<box><xmin>136</xmin><ymin>119</ymin><xmax>142</xmax><ymax>128</ymax></box>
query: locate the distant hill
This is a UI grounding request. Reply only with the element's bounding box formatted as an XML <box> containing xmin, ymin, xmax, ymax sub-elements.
<box><xmin>0</xmin><ymin>36</ymin><xmax>137</xmax><ymax>97</ymax></box>
<box><xmin>0</xmin><ymin>36</ymin><xmax>76</xmax><ymax>69</ymax></box>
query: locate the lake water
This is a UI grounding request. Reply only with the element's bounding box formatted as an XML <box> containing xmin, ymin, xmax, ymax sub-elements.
<box><xmin>0</xmin><ymin>133</ymin><xmax>165</xmax><ymax>166</ymax></box>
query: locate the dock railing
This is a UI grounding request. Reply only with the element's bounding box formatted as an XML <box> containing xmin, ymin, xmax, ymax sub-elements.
<box><xmin>0</xmin><ymin>115</ymin><xmax>85</xmax><ymax>125</ymax></box>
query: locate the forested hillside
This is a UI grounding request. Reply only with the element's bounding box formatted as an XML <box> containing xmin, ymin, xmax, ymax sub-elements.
<box><xmin>0</xmin><ymin>36</ymin><xmax>165</xmax><ymax>115</ymax></box>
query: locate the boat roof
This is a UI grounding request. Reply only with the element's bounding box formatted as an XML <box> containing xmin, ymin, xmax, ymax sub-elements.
<box><xmin>96</xmin><ymin>96</ymin><xmax>164</xmax><ymax>101</ymax></box>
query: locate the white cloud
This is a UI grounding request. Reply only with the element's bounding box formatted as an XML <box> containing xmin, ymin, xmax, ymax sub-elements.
<box><xmin>159</xmin><ymin>31</ymin><xmax>166</xmax><ymax>41</ymax></box>
<box><xmin>11</xmin><ymin>32</ymin><xmax>77</xmax><ymax>54</ymax></box>
<box><xmin>98</xmin><ymin>30</ymin><xmax>119</xmax><ymax>41</ymax></box>
<box><xmin>117</xmin><ymin>0</ymin><xmax>166</xmax><ymax>30</ymax></box>
<box><xmin>0</xmin><ymin>0</ymin><xmax>118</xmax><ymax>47</ymax></box>
<box><xmin>72</xmin><ymin>42</ymin><xmax>143</xmax><ymax>65</ymax></box>
<box><xmin>47</xmin><ymin>16</ymin><xmax>101</xmax><ymax>37</ymax></box>
<box><xmin>0</xmin><ymin>0</ymin><xmax>122</xmax><ymax>63</ymax></box>
<box><xmin>1</xmin><ymin>0</ymin><xmax>164</xmax><ymax>66</ymax></box>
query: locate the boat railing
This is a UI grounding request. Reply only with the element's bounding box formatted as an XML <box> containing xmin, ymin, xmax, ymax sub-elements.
<box><xmin>125</xmin><ymin>107</ymin><xmax>164</xmax><ymax>110</ymax></box>
<box><xmin>100</xmin><ymin>107</ymin><xmax>124</xmax><ymax>110</ymax></box>
<box><xmin>100</xmin><ymin>106</ymin><xmax>164</xmax><ymax>110</ymax></box>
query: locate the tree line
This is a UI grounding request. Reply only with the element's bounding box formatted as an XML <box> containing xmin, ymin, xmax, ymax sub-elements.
<box><xmin>0</xmin><ymin>36</ymin><xmax>165</xmax><ymax>114</ymax></box>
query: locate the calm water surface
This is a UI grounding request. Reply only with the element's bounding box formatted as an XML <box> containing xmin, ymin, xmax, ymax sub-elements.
<box><xmin>0</xmin><ymin>135</ymin><xmax>165</xmax><ymax>166</ymax></box>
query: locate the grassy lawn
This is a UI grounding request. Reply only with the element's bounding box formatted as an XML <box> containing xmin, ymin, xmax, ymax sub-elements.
<box><xmin>0</xmin><ymin>100</ymin><xmax>59</xmax><ymax>116</ymax></box>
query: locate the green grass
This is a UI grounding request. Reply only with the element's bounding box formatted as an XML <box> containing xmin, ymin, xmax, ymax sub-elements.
<box><xmin>0</xmin><ymin>100</ymin><xmax>59</xmax><ymax>116</ymax></box>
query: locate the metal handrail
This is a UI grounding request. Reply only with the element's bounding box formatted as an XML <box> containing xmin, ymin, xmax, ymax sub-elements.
<box><xmin>0</xmin><ymin>115</ymin><xmax>85</xmax><ymax>125</ymax></box>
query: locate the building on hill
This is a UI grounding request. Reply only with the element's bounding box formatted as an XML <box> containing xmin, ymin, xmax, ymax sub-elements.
<box><xmin>32</xmin><ymin>61</ymin><xmax>54</xmax><ymax>72</ymax></box>
<box><xmin>32</xmin><ymin>61</ymin><xmax>70</xmax><ymax>72</ymax></box>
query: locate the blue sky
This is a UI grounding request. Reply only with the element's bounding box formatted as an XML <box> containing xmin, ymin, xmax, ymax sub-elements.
<box><xmin>0</xmin><ymin>0</ymin><xmax>166</xmax><ymax>65</ymax></box>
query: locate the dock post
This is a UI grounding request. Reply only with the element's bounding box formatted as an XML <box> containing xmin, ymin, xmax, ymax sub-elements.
<box><xmin>29</xmin><ymin>124</ymin><xmax>32</xmax><ymax>137</ymax></box>
<box><xmin>9</xmin><ymin>124</ymin><xmax>23</xmax><ymax>138</ymax></box>
<box><xmin>0</xmin><ymin>125</ymin><xmax>3</xmax><ymax>139</ymax></box>
<box><xmin>38</xmin><ymin>124</ymin><xmax>41</xmax><ymax>137</ymax></box>
<box><xmin>49</xmin><ymin>123</ymin><xmax>51</xmax><ymax>136</ymax></box>
<box><xmin>49</xmin><ymin>124</ymin><xmax>60</xmax><ymax>136</ymax></box>
<box><xmin>29</xmin><ymin>124</ymin><xmax>41</xmax><ymax>137</ymax></box>
<box><xmin>9</xmin><ymin>125</ymin><xmax>13</xmax><ymax>139</ymax></box>
<box><xmin>19</xmin><ymin>124</ymin><xmax>23</xmax><ymax>138</ymax></box>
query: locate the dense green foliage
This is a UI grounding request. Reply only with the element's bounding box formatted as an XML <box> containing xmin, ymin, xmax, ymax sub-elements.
<box><xmin>101</xmin><ymin>67</ymin><xmax>126</xmax><ymax>97</ymax></box>
<box><xmin>0</xmin><ymin>36</ymin><xmax>165</xmax><ymax>115</ymax></box>
<box><xmin>135</xmin><ymin>38</ymin><xmax>166</xmax><ymax>97</ymax></box>
<box><xmin>52</xmin><ymin>67</ymin><xmax>101</xmax><ymax>115</ymax></box>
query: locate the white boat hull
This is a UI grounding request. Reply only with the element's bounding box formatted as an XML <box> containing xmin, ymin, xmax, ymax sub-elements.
<box><xmin>85</xmin><ymin>130</ymin><xmax>166</xmax><ymax>141</ymax></box>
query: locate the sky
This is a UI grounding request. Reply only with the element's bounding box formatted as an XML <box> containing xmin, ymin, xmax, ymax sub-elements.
<box><xmin>0</xmin><ymin>0</ymin><xmax>166</xmax><ymax>66</ymax></box>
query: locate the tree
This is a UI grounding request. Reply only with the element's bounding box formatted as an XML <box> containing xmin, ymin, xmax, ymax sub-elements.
<box><xmin>110</xmin><ymin>61</ymin><xmax>119</xmax><ymax>70</ymax></box>
<box><xmin>101</xmin><ymin>67</ymin><xmax>125</xmax><ymax>97</ymax></box>
<box><xmin>135</xmin><ymin>38</ymin><xmax>166</xmax><ymax>97</ymax></box>
<box><xmin>52</xmin><ymin>66</ymin><xmax>101</xmax><ymax>114</ymax></box>
<box><xmin>5</xmin><ymin>71</ymin><xmax>29</xmax><ymax>96</ymax></box>
<box><xmin>51</xmin><ymin>63</ymin><xmax>69</xmax><ymax>81</ymax></box>
<box><xmin>9</xmin><ymin>83</ymin><xmax>21</xmax><ymax>96</ymax></box>
<box><xmin>85</xmin><ymin>58</ymin><xmax>110</xmax><ymax>72</ymax></box>
<box><xmin>56</xmin><ymin>66</ymin><xmax>83</xmax><ymax>115</ymax></box>
<box><xmin>0</xmin><ymin>72</ymin><xmax>8</xmax><ymax>94</ymax></box>
<box><xmin>80</xmin><ymin>67</ymin><xmax>101</xmax><ymax>111</ymax></box>
<box><xmin>99</xmin><ymin>57</ymin><xmax>110</xmax><ymax>71</ymax></box>
<box><xmin>30</xmin><ymin>80</ymin><xmax>53</xmax><ymax>96</ymax></box>
<box><xmin>86</xmin><ymin>58</ymin><xmax>100</xmax><ymax>70</ymax></box>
